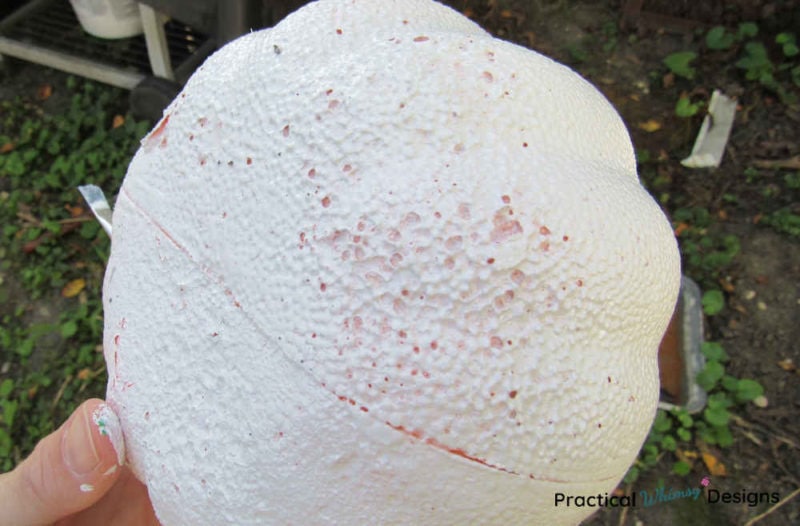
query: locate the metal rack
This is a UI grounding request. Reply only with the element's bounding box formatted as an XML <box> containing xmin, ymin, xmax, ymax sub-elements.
<box><xmin>0</xmin><ymin>0</ymin><xmax>214</xmax><ymax>89</ymax></box>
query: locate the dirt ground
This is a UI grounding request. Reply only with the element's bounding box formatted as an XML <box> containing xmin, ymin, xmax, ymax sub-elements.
<box><xmin>1</xmin><ymin>0</ymin><xmax>797</xmax><ymax>524</ymax></box>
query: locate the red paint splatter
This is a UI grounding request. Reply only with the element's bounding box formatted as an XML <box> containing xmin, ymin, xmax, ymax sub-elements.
<box><xmin>539</xmin><ymin>225</ymin><xmax>551</xmax><ymax>236</ymax></box>
<box><xmin>413</xmin><ymin>36</ymin><xmax>429</xmax><ymax>42</ymax></box>
<box><xmin>501</xmin><ymin>195</ymin><xmax>511</xmax><ymax>204</ymax></box>
<box><xmin>311</xmin><ymin>332</ymin><xmax>316</xmax><ymax>338</ymax></box>
<box><xmin>509</xmin><ymin>390</ymin><xmax>518</xmax><ymax>399</ymax></box>
<box><xmin>398</xmin><ymin>330</ymin><xmax>407</xmax><ymax>339</ymax></box>
<box><xmin>320</xmin><ymin>283</ymin><xmax>327</xmax><ymax>292</ymax></box>
<box><xmin>483</xmin><ymin>71</ymin><xmax>494</xmax><ymax>82</ymax></box>
<box><xmin>336</xmin><ymin>28</ymin><xmax>343</xmax><ymax>35</ymax></box>
<box><xmin>113</xmin><ymin>334</ymin><xmax>120</xmax><ymax>345</ymax></box>
<box><xmin>325</xmin><ymin>89</ymin><xmax>333</xmax><ymax>95</ymax></box>
<box><xmin>486</xmin><ymin>258</ymin><xmax>495</xmax><ymax>264</ymax></box>
<box><xmin>328</xmin><ymin>100</ymin><xmax>340</xmax><ymax>109</ymax></box>
<box><xmin>246</xmin><ymin>157</ymin><xmax>252</xmax><ymax>165</ymax></box>
<box><xmin>308</xmin><ymin>168</ymin><xmax>316</xmax><ymax>178</ymax></box>
<box><xmin>490</xmin><ymin>336</ymin><xmax>503</xmax><ymax>348</ymax></box>
<box><xmin>576</xmin><ymin>279</ymin><xmax>584</xmax><ymax>287</ymax></box>
<box><xmin>523</xmin><ymin>142</ymin><xmax>528</xmax><ymax>148</ymax></box>
<box><xmin>198</xmin><ymin>117</ymin><xmax>208</xmax><ymax>127</ymax></box>
<box><xmin>282</xmin><ymin>125</ymin><xmax>290</xmax><ymax>137</ymax></box>
<box><xmin>360</xmin><ymin>406</ymin><xmax>369</xmax><ymax>413</ymax></box>
<box><xmin>430</xmin><ymin>341</ymin><xmax>438</xmax><ymax>350</ymax></box>
<box><xmin>413</xmin><ymin>346</ymin><xmax>420</xmax><ymax>354</ymax></box>
<box><xmin>563</xmin><ymin>235</ymin><xmax>570</xmax><ymax>242</ymax></box>
<box><xmin>321</xmin><ymin>196</ymin><xmax>331</xmax><ymax>208</ymax></box>
<box><xmin>149</xmin><ymin>114</ymin><xmax>170</xmax><ymax>140</ymax></box>
<box><xmin>343</xmin><ymin>164</ymin><xmax>352</xmax><ymax>172</ymax></box>
<box><xmin>491</xmin><ymin>215</ymin><xmax>523</xmax><ymax>243</ymax></box>
<box><xmin>539</xmin><ymin>241</ymin><xmax>550</xmax><ymax>252</ymax></box>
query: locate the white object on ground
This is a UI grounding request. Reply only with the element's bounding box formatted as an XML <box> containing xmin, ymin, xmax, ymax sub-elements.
<box><xmin>680</xmin><ymin>90</ymin><xmax>737</xmax><ymax>169</ymax></box>
<box><xmin>102</xmin><ymin>0</ymin><xmax>681</xmax><ymax>524</ymax></box>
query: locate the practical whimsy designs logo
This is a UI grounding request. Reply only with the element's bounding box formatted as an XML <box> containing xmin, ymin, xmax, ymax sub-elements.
<box><xmin>700</xmin><ymin>476</ymin><xmax>711</xmax><ymax>487</ymax></box>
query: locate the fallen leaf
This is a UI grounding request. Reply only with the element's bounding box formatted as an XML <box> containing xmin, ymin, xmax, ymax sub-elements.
<box><xmin>777</xmin><ymin>358</ymin><xmax>796</xmax><ymax>372</ymax></box>
<box><xmin>662</xmin><ymin>72</ymin><xmax>675</xmax><ymax>88</ymax></box>
<box><xmin>719</xmin><ymin>277</ymin><xmax>735</xmax><ymax>293</ymax></box>
<box><xmin>77</xmin><ymin>368</ymin><xmax>92</xmax><ymax>381</ymax></box>
<box><xmin>65</xmin><ymin>204</ymin><xmax>85</xmax><ymax>217</ymax></box>
<box><xmin>752</xmin><ymin>395</ymin><xmax>768</xmax><ymax>408</ymax></box>
<box><xmin>638</xmin><ymin>119</ymin><xmax>662</xmax><ymax>132</ymax></box>
<box><xmin>674</xmin><ymin>222</ymin><xmax>690</xmax><ymax>236</ymax></box>
<box><xmin>1</xmin><ymin>142</ymin><xmax>14</xmax><ymax>154</ymax></box>
<box><xmin>717</xmin><ymin>209</ymin><xmax>728</xmax><ymax>220</ymax></box>
<box><xmin>676</xmin><ymin>448</ymin><xmax>699</xmax><ymax>461</ymax></box>
<box><xmin>702</xmin><ymin>452</ymin><xmax>727</xmax><ymax>476</ymax></box>
<box><xmin>62</xmin><ymin>278</ymin><xmax>86</xmax><ymax>298</ymax></box>
<box><xmin>500</xmin><ymin>9</ymin><xmax>514</xmax><ymax>18</ymax></box>
<box><xmin>27</xmin><ymin>386</ymin><xmax>38</xmax><ymax>399</ymax></box>
<box><xmin>752</xmin><ymin>213</ymin><xmax>763</xmax><ymax>224</ymax></box>
<box><xmin>112</xmin><ymin>115</ymin><xmax>125</xmax><ymax>128</ymax></box>
<box><xmin>36</xmin><ymin>84</ymin><xmax>53</xmax><ymax>101</ymax></box>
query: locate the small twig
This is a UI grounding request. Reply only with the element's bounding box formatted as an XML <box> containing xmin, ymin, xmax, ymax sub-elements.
<box><xmin>58</xmin><ymin>216</ymin><xmax>93</xmax><ymax>225</ymax></box>
<box><xmin>752</xmin><ymin>155</ymin><xmax>800</xmax><ymax>170</ymax></box>
<box><xmin>50</xmin><ymin>374</ymin><xmax>72</xmax><ymax>410</ymax></box>
<box><xmin>617</xmin><ymin>483</ymin><xmax>632</xmax><ymax>526</ymax></box>
<box><xmin>743</xmin><ymin>487</ymin><xmax>800</xmax><ymax>526</ymax></box>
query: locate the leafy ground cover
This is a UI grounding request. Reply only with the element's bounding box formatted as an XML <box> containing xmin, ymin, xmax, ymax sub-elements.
<box><xmin>1</xmin><ymin>1</ymin><xmax>798</xmax><ymax>524</ymax></box>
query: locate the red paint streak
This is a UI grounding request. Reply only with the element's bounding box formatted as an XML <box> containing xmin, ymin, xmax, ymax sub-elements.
<box><xmin>411</xmin><ymin>369</ymin><xmax>418</xmax><ymax>376</ymax></box>
<box><xmin>211</xmin><ymin>332</ymin><xmax>219</xmax><ymax>337</ymax></box>
<box><xmin>430</xmin><ymin>341</ymin><xmax>438</xmax><ymax>350</ymax></box>
<box><xmin>523</xmin><ymin>142</ymin><xmax>529</xmax><ymax>148</ymax></box>
<box><xmin>422</xmin><ymin>371</ymin><xmax>430</xmax><ymax>378</ymax></box>
<box><xmin>401</xmin><ymin>289</ymin><xmax>410</xmax><ymax>296</ymax></box>
<box><xmin>413</xmin><ymin>346</ymin><xmax>420</xmax><ymax>354</ymax></box>
<box><xmin>413</xmin><ymin>36</ymin><xmax>429</xmax><ymax>42</ymax></box>
<box><xmin>563</xmin><ymin>235</ymin><xmax>570</xmax><ymax>242</ymax></box>
<box><xmin>501</xmin><ymin>195</ymin><xmax>511</xmax><ymax>204</ymax></box>
<box><xmin>444</xmin><ymin>256</ymin><xmax>455</xmax><ymax>269</ymax></box>
<box><xmin>325</xmin><ymin>89</ymin><xmax>333</xmax><ymax>95</ymax></box>
<box><xmin>539</xmin><ymin>241</ymin><xmax>550</xmax><ymax>252</ymax></box>
<box><xmin>308</xmin><ymin>168</ymin><xmax>316</xmax><ymax>178</ymax></box>
<box><xmin>360</xmin><ymin>406</ymin><xmax>369</xmax><ymax>413</ymax></box>
<box><xmin>311</xmin><ymin>333</ymin><xmax>316</xmax><ymax>338</ymax></box>
<box><xmin>427</xmin><ymin>434</ymin><xmax>517</xmax><ymax>475</ymax></box>
<box><xmin>576</xmin><ymin>279</ymin><xmax>584</xmax><ymax>287</ymax></box>
<box><xmin>189</xmin><ymin>133</ymin><xmax>194</xmax><ymax>141</ymax></box>
<box><xmin>490</xmin><ymin>336</ymin><xmax>503</xmax><ymax>348</ymax></box>
<box><xmin>402</xmin><ymin>19</ymin><xmax>409</xmax><ymax>24</ymax></box>
<box><xmin>486</xmin><ymin>258</ymin><xmax>495</xmax><ymax>264</ymax></box>
<box><xmin>343</xmin><ymin>164</ymin><xmax>352</xmax><ymax>172</ymax></box>
<box><xmin>320</xmin><ymin>282</ymin><xmax>327</xmax><ymax>292</ymax></box>
<box><xmin>482</xmin><ymin>71</ymin><xmax>494</xmax><ymax>82</ymax></box>
<box><xmin>539</xmin><ymin>225</ymin><xmax>551</xmax><ymax>236</ymax></box>
<box><xmin>328</xmin><ymin>100</ymin><xmax>340</xmax><ymax>109</ymax></box>
<box><xmin>149</xmin><ymin>114</ymin><xmax>170</xmax><ymax>140</ymax></box>
<box><xmin>509</xmin><ymin>390</ymin><xmax>518</xmax><ymax>399</ymax></box>
<box><xmin>246</xmin><ymin>157</ymin><xmax>253</xmax><ymax>165</ymax></box>
<box><xmin>113</xmin><ymin>334</ymin><xmax>120</xmax><ymax>345</ymax></box>
<box><xmin>198</xmin><ymin>117</ymin><xmax>208</xmax><ymax>127</ymax></box>
<box><xmin>321</xmin><ymin>196</ymin><xmax>331</xmax><ymax>208</ymax></box>
<box><xmin>398</xmin><ymin>330</ymin><xmax>407</xmax><ymax>339</ymax></box>
<box><xmin>282</xmin><ymin>125</ymin><xmax>290</xmax><ymax>137</ymax></box>
<box><xmin>336</xmin><ymin>28</ymin><xmax>343</xmax><ymax>34</ymax></box>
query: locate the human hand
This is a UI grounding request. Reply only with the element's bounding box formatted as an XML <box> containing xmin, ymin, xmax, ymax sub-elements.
<box><xmin>0</xmin><ymin>398</ymin><xmax>159</xmax><ymax>525</ymax></box>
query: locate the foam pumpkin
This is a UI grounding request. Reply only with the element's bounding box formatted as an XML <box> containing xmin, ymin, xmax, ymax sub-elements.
<box><xmin>102</xmin><ymin>0</ymin><xmax>681</xmax><ymax>523</ymax></box>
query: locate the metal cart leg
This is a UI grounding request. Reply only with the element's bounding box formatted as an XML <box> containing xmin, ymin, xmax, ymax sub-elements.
<box><xmin>139</xmin><ymin>2</ymin><xmax>174</xmax><ymax>80</ymax></box>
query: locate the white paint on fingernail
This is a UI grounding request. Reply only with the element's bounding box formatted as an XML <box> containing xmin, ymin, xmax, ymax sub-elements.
<box><xmin>92</xmin><ymin>403</ymin><xmax>126</xmax><ymax>466</ymax></box>
<box><xmin>103</xmin><ymin>464</ymin><xmax>118</xmax><ymax>476</ymax></box>
<box><xmin>80</xmin><ymin>483</ymin><xmax>95</xmax><ymax>492</ymax></box>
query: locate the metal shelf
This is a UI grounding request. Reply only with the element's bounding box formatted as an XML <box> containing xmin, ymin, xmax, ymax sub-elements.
<box><xmin>0</xmin><ymin>0</ymin><xmax>213</xmax><ymax>89</ymax></box>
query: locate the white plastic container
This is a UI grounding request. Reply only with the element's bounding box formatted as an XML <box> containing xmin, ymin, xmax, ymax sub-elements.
<box><xmin>69</xmin><ymin>0</ymin><xmax>144</xmax><ymax>39</ymax></box>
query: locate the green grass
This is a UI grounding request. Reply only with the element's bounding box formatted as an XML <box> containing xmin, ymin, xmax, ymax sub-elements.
<box><xmin>0</xmin><ymin>76</ymin><xmax>150</xmax><ymax>471</ymax></box>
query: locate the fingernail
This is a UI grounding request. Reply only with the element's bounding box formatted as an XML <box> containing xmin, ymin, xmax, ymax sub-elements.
<box><xmin>63</xmin><ymin>405</ymin><xmax>101</xmax><ymax>476</ymax></box>
<box><xmin>92</xmin><ymin>403</ymin><xmax>126</xmax><ymax>466</ymax></box>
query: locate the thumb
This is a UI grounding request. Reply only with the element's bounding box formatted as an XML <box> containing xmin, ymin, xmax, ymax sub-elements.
<box><xmin>0</xmin><ymin>399</ymin><xmax>126</xmax><ymax>526</ymax></box>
